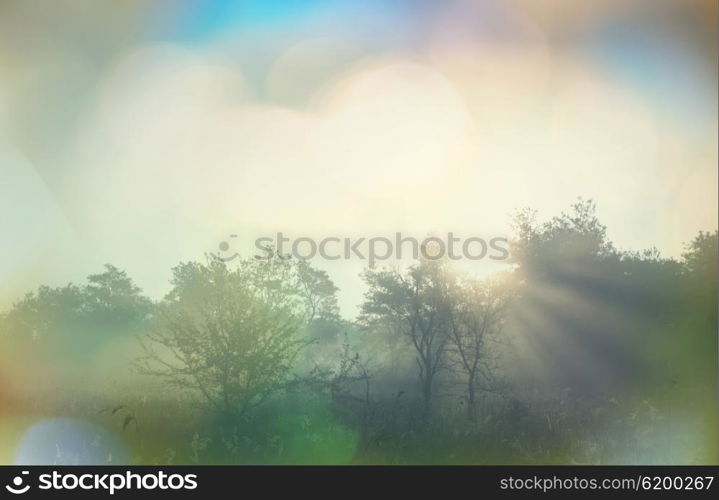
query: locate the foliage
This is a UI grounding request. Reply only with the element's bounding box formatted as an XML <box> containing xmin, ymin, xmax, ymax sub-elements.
<box><xmin>2</xmin><ymin>200</ymin><xmax>716</xmax><ymax>464</ymax></box>
<box><xmin>136</xmin><ymin>256</ymin><xmax>323</xmax><ymax>417</ymax></box>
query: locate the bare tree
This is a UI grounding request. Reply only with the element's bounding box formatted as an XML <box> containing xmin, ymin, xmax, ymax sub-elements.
<box><xmin>448</xmin><ymin>277</ymin><xmax>512</xmax><ymax>421</ymax></box>
<box><xmin>361</xmin><ymin>258</ymin><xmax>454</xmax><ymax>417</ymax></box>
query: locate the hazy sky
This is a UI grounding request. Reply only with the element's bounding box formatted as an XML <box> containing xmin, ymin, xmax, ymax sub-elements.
<box><xmin>1</xmin><ymin>0</ymin><xmax>716</xmax><ymax>316</ymax></box>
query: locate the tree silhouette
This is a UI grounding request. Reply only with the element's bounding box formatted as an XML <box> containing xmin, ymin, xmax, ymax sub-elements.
<box><xmin>361</xmin><ymin>258</ymin><xmax>454</xmax><ymax>417</ymax></box>
<box><xmin>448</xmin><ymin>276</ymin><xmax>512</xmax><ymax>421</ymax></box>
<box><xmin>137</xmin><ymin>255</ymin><xmax>338</xmax><ymax>417</ymax></box>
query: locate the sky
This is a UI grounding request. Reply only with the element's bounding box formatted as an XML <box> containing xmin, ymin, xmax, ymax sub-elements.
<box><xmin>0</xmin><ymin>0</ymin><xmax>717</xmax><ymax>316</ymax></box>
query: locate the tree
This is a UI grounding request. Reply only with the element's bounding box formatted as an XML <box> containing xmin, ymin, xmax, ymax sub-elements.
<box><xmin>0</xmin><ymin>265</ymin><xmax>152</xmax><ymax>384</ymax></box>
<box><xmin>448</xmin><ymin>277</ymin><xmax>511</xmax><ymax>421</ymax></box>
<box><xmin>83</xmin><ymin>264</ymin><xmax>153</xmax><ymax>329</ymax></box>
<box><xmin>2</xmin><ymin>284</ymin><xmax>85</xmax><ymax>341</ymax></box>
<box><xmin>294</xmin><ymin>258</ymin><xmax>339</xmax><ymax>324</ymax></box>
<box><xmin>137</xmin><ymin>255</ymin><xmax>338</xmax><ymax>417</ymax></box>
<box><xmin>511</xmin><ymin>198</ymin><xmax>616</xmax><ymax>282</ymax></box>
<box><xmin>508</xmin><ymin>199</ymin><xmax>639</xmax><ymax>396</ymax></box>
<box><xmin>361</xmin><ymin>258</ymin><xmax>454</xmax><ymax>417</ymax></box>
<box><xmin>681</xmin><ymin>230</ymin><xmax>718</xmax><ymax>291</ymax></box>
<box><xmin>1</xmin><ymin>264</ymin><xmax>151</xmax><ymax>342</ymax></box>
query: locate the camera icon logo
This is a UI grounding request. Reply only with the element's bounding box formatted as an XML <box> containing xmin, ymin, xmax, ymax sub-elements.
<box><xmin>5</xmin><ymin>471</ymin><xmax>30</xmax><ymax>495</ymax></box>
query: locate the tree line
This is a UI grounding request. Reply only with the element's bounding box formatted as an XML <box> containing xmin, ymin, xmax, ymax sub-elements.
<box><xmin>1</xmin><ymin>199</ymin><xmax>716</xmax><ymax>463</ymax></box>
